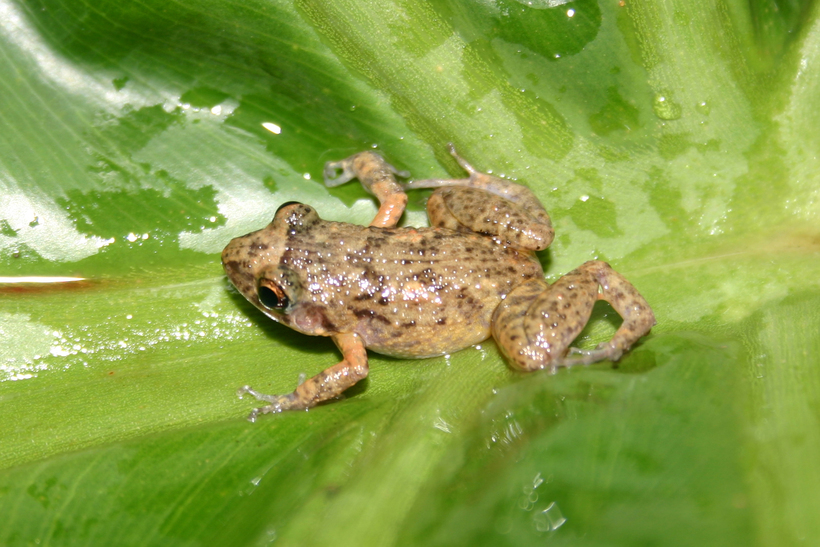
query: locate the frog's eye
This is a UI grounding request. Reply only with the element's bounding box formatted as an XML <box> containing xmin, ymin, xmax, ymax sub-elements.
<box><xmin>257</xmin><ymin>278</ymin><xmax>289</xmax><ymax>311</ymax></box>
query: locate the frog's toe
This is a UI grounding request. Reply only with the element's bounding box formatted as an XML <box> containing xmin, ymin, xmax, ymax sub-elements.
<box><xmin>322</xmin><ymin>160</ymin><xmax>357</xmax><ymax>187</ymax></box>
<box><xmin>238</xmin><ymin>386</ymin><xmax>302</xmax><ymax>420</ymax></box>
<box><xmin>237</xmin><ymin>384</ymin><xmax>279</xmax><ymax>403</ymax></box>
<box><xmin>389</xmin><ymin>164</ymin><xmax>411</xmax><ymax>178</ymax></box>
<box><xmin>562</xmin><ymin>347</ymin><xmax>592</xmax><ymax>366</ymax></box>
<box><xmin>246</xmin><ymin>406</ymin><xmax>262</xmax><ymax>422</ymax></box>
<box><xmin>246</xmin><ymin>400</ymin><xmax>287</xmax><ymax>422</ymax></box>
<box><xmin>595</xmin><ymin>341</ymin><xmax>624</xmax><ymax>362</ymax></box>
<box><xmin>445</xmin><ymin>143</ymin><xmax>479</xmax><ymax>175</ymax></box>
<box><xmin>563</xmin><ymin>345</ymin><xmax>620</xmax><ymax>367</ymax></box>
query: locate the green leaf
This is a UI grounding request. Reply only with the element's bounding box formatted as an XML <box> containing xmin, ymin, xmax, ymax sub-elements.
<box><xmin>1</xmin><ymin>0</ymin><xmax>819</xmax><ymax>545</ymax></box>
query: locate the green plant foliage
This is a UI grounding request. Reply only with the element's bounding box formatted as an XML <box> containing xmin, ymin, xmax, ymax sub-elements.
<box><xmin>1</xmin><ymin>0</ymin><xmax>819</xmax><ymax>545</ymax></box>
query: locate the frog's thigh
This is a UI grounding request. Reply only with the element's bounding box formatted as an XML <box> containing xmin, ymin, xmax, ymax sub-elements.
<box><xmin>427</xmin><ymin>187</ymin><xmax>552</xmax><ymax>250</ymax></box>
<box><xmin>239</xmin><ymin>332</ymin><xmax>368</xmax><ymax>419</ymax></box>
<box><xmin>492</xmin><ymin>261</ymin><xmax>655</xmax><ymax>371</ymax></box>
<box><xmin>492</xmin><ymin>275</ymin><xmax>597</xmax><ymax>371</ymax></box>
<box><xmin>426</xmin><ymin>190</ymin><xmax>463</xmax><ymax>232</ymax></box>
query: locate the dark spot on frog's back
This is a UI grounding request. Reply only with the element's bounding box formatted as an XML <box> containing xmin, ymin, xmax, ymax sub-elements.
<box><xmin>365</xmin><ymin>235</ymin><xmax>384</xmax><ymax>249</ymax></box>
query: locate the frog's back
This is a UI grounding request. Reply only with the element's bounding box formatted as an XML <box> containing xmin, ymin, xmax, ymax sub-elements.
<box><xmin>286</xmin><ymin>221</ymin><xmax>543</xmax><ymax>357</ymax></box>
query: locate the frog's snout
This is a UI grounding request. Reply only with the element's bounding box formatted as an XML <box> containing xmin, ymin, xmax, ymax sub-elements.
<box><xmin>221</xmin><ymin>251</ymin><xmax>240</xmax><ymax>277</ymax></box>
<box><xmin>221</xmin><ymin>243</ymin><xmax>257</xmax><ymax>297</ymax></box>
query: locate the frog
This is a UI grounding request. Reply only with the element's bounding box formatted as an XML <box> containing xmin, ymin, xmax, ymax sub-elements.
<box><xmin>222</xmin><ymin>145</ymin><xmax>656</xmax><ymax>420</ymax></box>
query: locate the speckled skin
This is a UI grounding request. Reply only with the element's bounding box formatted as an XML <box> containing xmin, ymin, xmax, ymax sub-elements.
<box><xmin>223</xmin><ymin>147</ymin><xmax>656</xmax><ymax>420</ymax></box>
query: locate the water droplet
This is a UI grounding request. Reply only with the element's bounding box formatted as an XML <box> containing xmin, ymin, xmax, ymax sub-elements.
<box><xmin>494</xmin><ymin>515</ymin><xmax>513</xmax><ymax>534</ymax></box>
<box><xmin>533</xmin><ymin>501</ymin><xmax>567</xmax><ymax>532</ymax></box>
<box><xmin>433</xmin><ymin>415</ymin><xmax>451</xmax><ymax>433</ymax></box>
<box><xmin>262</xmin><ymin>122</ymin><xmax>281</xmax><ymax>134</ymax></box>
<box><xmin>695</xmin><ymin>100</ymin><xmax>711</xmax><ymax>115</ymax></box>
<box><xmin>652</xmin><ymin>94</ymin><xmax>682</xmax><ymax>120</ymax></box>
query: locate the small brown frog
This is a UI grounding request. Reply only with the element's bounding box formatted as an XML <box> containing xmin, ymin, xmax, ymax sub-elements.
<box><xmin>222</xmin><ymin>146</ymin><xmax>656</xmax><ymax>420</ymax></box>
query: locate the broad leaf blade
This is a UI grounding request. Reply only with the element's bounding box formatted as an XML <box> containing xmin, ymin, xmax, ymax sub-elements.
<box><xmin>1</xmin><ymin>0</ymin><xmax>819</xmax><ymax>545</ymax></box>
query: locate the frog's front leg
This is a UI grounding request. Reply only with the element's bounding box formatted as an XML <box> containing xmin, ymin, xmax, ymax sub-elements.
<box><xmin>323</xmin><ymin>151</ymin><xmax>410</xmax><ymax>228</ymax></box>
<box><xmin>237</xmin><ymin>332</ymin><xmax>368</xmax><ymax>421</ymax></box>
<box><xmin>492</xmin><ymin>261</ymin><xmax>656</xmax><ymax>372</ymax></box>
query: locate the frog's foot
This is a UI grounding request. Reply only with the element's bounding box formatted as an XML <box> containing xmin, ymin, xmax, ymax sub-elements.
<box><xmin>405</xmin><ymin>145</ymin><xmax>554</xmax><ymax>251</ymax></box>
<box><xmin>323</xmin><ymin>152</ymin><xmax>409</xmax><ymax>187</ymax></box>
<box><xmin>237</xmin><ymin>386</ymin><xmax>301</xmax><ymax>422</ymax></box>
<box><xmin>323</xmin><ymin>151</ymin><xmax>409</xmax><ymax>228</ymax></box>
<box><xmin>402</xmin><ymin>144</ymin><xmax>471</xmax><ymax>190</ymax></box>
<box><xmin>404</xmin><ymin>144</ymin><xmax>534</xmax><ymax>201</ymax></box>
<box><xmin>323</xmin><ymin>158</ymin><xmax>359</xmax><ymax>187</ymax></box>
<box><xmin>562</xmin><ymin>343</ymin><xmax>624</xmax><ymax>367</ymax></box>
<box><xmin>237</xmin><ymin>333</ymin><xmax>369</xmax><ymax>422</ymax></box>
<box><xmin>492</xmin><ymin>260</ymin><xmax>656</xmax><ymax>372</ymax></box>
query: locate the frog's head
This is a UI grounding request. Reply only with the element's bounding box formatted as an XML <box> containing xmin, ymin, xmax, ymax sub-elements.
<box><xmin>222</xmin><ymin>202</ymin><xmax>330</xmax><ymax>335</ymax></box>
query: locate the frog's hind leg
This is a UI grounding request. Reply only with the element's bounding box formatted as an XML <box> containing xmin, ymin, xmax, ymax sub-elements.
<box><xmin>323</xmin><ymin>151</ymin><xmax>410</xmax><ymax>228</ymax></box>
<box><xmin>492</xmin><ymin>261</ymin><xmax>656</xmax><ymax>372</ymax></box>
<box><xmin>406</xmin><ymin>144</ymin><xmax>554</xmax><ymax>251</ymax></box>
<box><xmin>237</xmin><ymin>332</ymin><xmax>368</xmax><ymax>421</ymax></box>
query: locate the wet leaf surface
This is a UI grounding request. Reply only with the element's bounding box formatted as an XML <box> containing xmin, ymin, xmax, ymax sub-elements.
<box><xmin>1</xmin><ymin>0</ymin><xmax>819</xmax><ymax>545</ymax></box>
